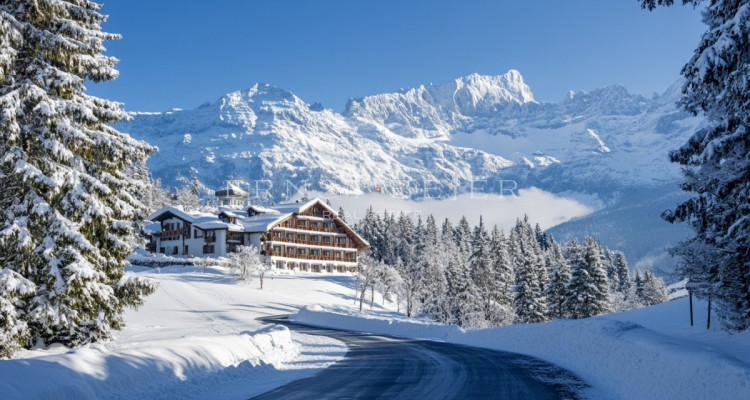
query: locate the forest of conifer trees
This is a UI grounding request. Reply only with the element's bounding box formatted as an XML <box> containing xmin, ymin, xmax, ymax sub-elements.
<box><xmin>354</xmin><ymin>207</ymin><xmax>668</xmax><ymax>328</ymax></box>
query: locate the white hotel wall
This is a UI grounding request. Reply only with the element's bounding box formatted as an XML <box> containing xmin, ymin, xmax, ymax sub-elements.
<box><xmin>154</xmin><ymin>217</ymin><xmax>229</xmax><ymax>257</ymax></box>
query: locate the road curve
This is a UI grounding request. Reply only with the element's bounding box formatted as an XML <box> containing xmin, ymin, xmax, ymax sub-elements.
<box><xmin>252</xmin><ymin>316</ymin><xmax>586</xmax><ymax>400</ymax></box>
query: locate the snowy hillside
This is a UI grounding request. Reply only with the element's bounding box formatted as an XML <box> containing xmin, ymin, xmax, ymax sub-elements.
<box><xmin>121</xmin><ymin>70</ymin><xmax>701</xmax><ymax>201</ymax></box>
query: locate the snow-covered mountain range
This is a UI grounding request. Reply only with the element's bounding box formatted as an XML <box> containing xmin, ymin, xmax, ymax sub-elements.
<box><xmin>122</xmin><ymin>70</ymin><xmax>700</xmax><ymax>201</ymax></box>
<box><xmin>121</xmin><ymin>70</ymin><xmax>701</xmax><ymax>272</ymax></box>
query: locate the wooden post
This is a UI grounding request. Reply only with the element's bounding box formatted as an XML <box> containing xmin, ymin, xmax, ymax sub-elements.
<box><xmin>707</xmin><ymin>293</ymin><xmax>711</xmax><ymax>330</ymax></box>
<box><xmin>689</xmin><ymin>290</ymin><xmax>694</xmax><ymax>326</ymax></box>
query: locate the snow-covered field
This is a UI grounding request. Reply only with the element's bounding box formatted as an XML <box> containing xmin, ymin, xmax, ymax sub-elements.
<box><xmin>0</xmin><ymin>266</ymin><xmax>366</xmax><ymax>400</ymax></box>
<box><xmin>3</xmin><ymin>264</ymin><xmax>749</xmax><ymax>399</ymax></box>
<box><xmin>293</xmin><ymin>298</ymin><xmax>750</xmax><ymax>400</ymax></box>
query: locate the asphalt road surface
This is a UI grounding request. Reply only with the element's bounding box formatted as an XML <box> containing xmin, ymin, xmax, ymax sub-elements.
<box><xmin>253</xmin><ymin>316</ymin><xmax>586</xmax><ymax>400</ymax></box>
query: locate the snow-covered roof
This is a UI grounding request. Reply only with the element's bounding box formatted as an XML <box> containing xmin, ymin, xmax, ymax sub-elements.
<box><xmin>218</xmin><ymin>210</ymin><xmax>241</xmax><ymax>218</ymax></box>
<box><xmin>241</xmin><ymin>213</ymin><xmax>292</xmax><ymax>233</ymax></box>
<box><xmin>147</xmin><ymin>205</ymin><xmax>214</xmax><ymax>223</ymax></box>
<box><xmin>273</xmin><ymin>198</ymin><xmax>325</xmax><ymax>215</ymax></box>
<box><xmin>247</xmin><ymin>204</ymin><xmax>280</xmax><ymax>214</ymax></box>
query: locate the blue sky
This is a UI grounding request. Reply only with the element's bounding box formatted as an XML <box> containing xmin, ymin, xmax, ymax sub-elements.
<box><xmin>89</xmin><ymin>0</ymin><xmax>705</xmax><ymax>112</ymax></box>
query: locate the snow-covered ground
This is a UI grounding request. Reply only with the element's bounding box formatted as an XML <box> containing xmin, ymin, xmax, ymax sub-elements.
<box><xmin>0</xmin><ymin>266</ymin><xmax>367</xmax><ymax>400</ymax></box>
<box><xmin>293</xmin><ymin>298</ymin><xmax>750</xmax><ymax>400</ymax></box>
<box><xmin>4</xmin><ymin>264</ymin><xmax>749</xmax><ymax>399</ymax></box>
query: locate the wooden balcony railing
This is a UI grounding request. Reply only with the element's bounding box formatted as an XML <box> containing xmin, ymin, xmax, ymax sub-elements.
<box><xmin>262</xmin><ymin>235</ymin><xmax>355</xmax><ymax>249</ymax></box>
<box><xmin>278</xmin><ymin>222</ymin><xmax>344</xmax><ymax>234</ymax></box>
<box><xmin>260</xmin><ymin>250</ymin><xmax>356</xmax><ymax>263</ymax></box>
<box><xmin>204</xmin><ymin>236</ymin><xmax>216</xmax><ymax>243</ymax></box>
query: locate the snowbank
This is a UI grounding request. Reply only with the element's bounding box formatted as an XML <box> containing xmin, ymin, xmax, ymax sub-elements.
<box><xmin>126</xmin><ymin>250</ymin><xmax>230</xmax><ymax>268</ymax></box>
<box><xmin>293</xmin><ymin>302</ymin><xmax>750</xmax><ymax>400</ymax></box>
<box><xmin>0</xmin><ymin>325</ymin><xmax>299</xmax><ymax>400</ymax></box>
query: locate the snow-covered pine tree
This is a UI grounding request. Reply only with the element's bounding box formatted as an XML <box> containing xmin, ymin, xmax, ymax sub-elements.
<box><xmin>512</xmin><ymin>228</ymin><xmax>548</xmax><ymax>323</ymax></box>
<box><xmin>396</xmin><ymin>212</ymin><xmax>415</xmax><ymax>266</ymax></box>
<box><xmin>442</xmin><ymin>231</ymin><xmax>482</xmax><ymax>328</ymax></box>
<box><xmin>375</xmin><ymin>210</ymin><xmax>392</xmax><ymax>263</ymax></box>
<box><xmin>380</xmin><ymin>211</ymin><xmax>398</xmax><ymax>266</ymax></box>
<box><xmin>609</xmin><ymin>251</ymin><xmax>638</xmax><ymax>311</ymax></box>
<box><xmin>642</xmin><ymin>0</ymin><xmax>750</xmax><ymax>330</ymax></box>
<box><xmin>413</xmin><ymin>215</ymin><xmax>425</xmax><ymax>260</ymax></box>
<box><xmin>358</xmin><ymin>207</ymin><xmax>383</xmax><ymax>260</ymax></box>
<box><xmin>0</xmin><ymin>0</ymin><xmax>156</xmax><ymax>350</ymax></box>
<box><xmin>612</xmin><ymin>251</ymin><xmax>632</xmax><ymax>295</ymax></box>
<box><xmin>565</xmin><ymin>237</ymin><xmax>611</xmax><ymax>319</ymax></box>
<box><xmin>603</xmin><ymin>248</ymin><xmax>620</xmax><ymax>294</ymax></box>
<box><xmin>337</xmin><ymin>206</ymin><xmax>346</xmax><ymax>222</ymax></box>
<box><xmin>547</xmin><ymin>238</ymin><xmax>572</xmax><ymax>319</ymax></box>
<box><xmin>424</xmin><ymin>214</ymin><xmax>438</xmax><ymax>248</ymax></box>
<box><xmin>441</xmin><ymin>217</ymin><xmax>453</xmax><ymax>240</ymax></box>
<box><xmin>526</xmin><ymin>224</ymin><xmax>549</xmax><ymax>299</ymax></box>
<box><xmin>639</xmin><ymin>270</ymin><xmax>669</xmax><ymax>306</ymax></box>
<box><xmin>469</xmin><ymin>217</ymin><xmax>495</xmax><ymax>323</ymax></box>
<box><xmin>417</xmin><ymin>240</ymin><xmax>449</xmax><ymax>321</ymax></box>
<box><xmin>0</xmin><ymin>269</ymin><xmax>35</xmax><ymax>357</ymax></box>
<box><xmin>128</xmin><ymin>162</ymin><xmax>168</xmax><ymax>213</ymax></box>
<box><xmin>634</xmin><ymin>270</ymin><xmax>645</xmax><ymax>301</ymax></box>
<box><xmin>534</xmin><ymin>223</ymin><xmax>549</xmax><ymax>250</ymax></box>
<box><xmin>454</xmin><ymin>216</ymin><xmax>473</xmax><ymax>265</ymax></box>
<box><xmin>489</xmin><ymin>225</ymin><xmax>515</xmax><ymax>325</ymax></box>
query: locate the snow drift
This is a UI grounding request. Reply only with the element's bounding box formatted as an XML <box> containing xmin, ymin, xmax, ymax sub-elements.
<box><xmin>0</xmin><ymin>325</ymin><xmax>298</xmax><ymax>400</ymax></box>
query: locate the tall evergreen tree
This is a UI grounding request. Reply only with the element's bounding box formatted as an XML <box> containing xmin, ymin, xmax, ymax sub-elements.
<box><xmin>424</xmin><ymin>214</ymin><xmax>438</xmax><ymax>248</ymax></box>
<box><xmin>634</xmin><ymin>270</ymin><xmax>645</xmax><ymax>301</ymax></box>
<box><xmin>489</xmin><ymin>226</ymin><xmax>515</xmax><ymax>325</ymax></box>
<box><xmin>417</xmin><ymin>240</ymin><xmax>449</xmax><ymax>321</ymax></box>
<box><xmin>470</xmin><ymin>217</ymin><xmax>495</xmax><ymax>322</ymax></box>
<box><xmin>396</xmin><ymin>212</ymin><xmax>415</xmax><ymax>266</ymax></box>
<box><xmin>534</xmin><ymin>223</ymin><xmax>549</xmax><ymax>250</ymax></box>
<box><xmin>0</xmin><ymin>0</ymin><xmax>156</xmax><ymax>354</ymax></box>
<box><xmin>455</xmin><ymin>216</ymin><xmax>473</xmax><ymax>265</ymax></box>
<box><xmin>640</xmin><ymin>270</ymin><xmax>669</xmax><ymax>306</ymax></box>
<box><xmin>565</xmin><ymin>237</ymin><xmax>611</xmax><ymax>319</ymax></box>
<box><xmin>612</xmin><ymin>251</ymin><xmax>632</xmax><ymax>295</ymax></box>
<box><xmin>512</xmin><ymin>229</ymin><xmax>548</xmax><ymax>323</ymax></box>
<box><xmin>643</xmin><ymin>0</ymin><xmax>750</xmax><ymax>330</ymax></box>
<box><xmin>441</xmin><ymin>218</ymin><xmax>453</xmax><ymax>240</ymax></box>
<box><xmin>547</xmin><ymin>238</ymin><xmax>572</xmax><ymax>319</ymax></box>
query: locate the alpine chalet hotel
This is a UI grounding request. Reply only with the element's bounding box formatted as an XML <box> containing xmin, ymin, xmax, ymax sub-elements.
<box><xmin>145</xmin><ymin>188</ymin><xmax>369</xmax><ymax>273</ymax></box>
